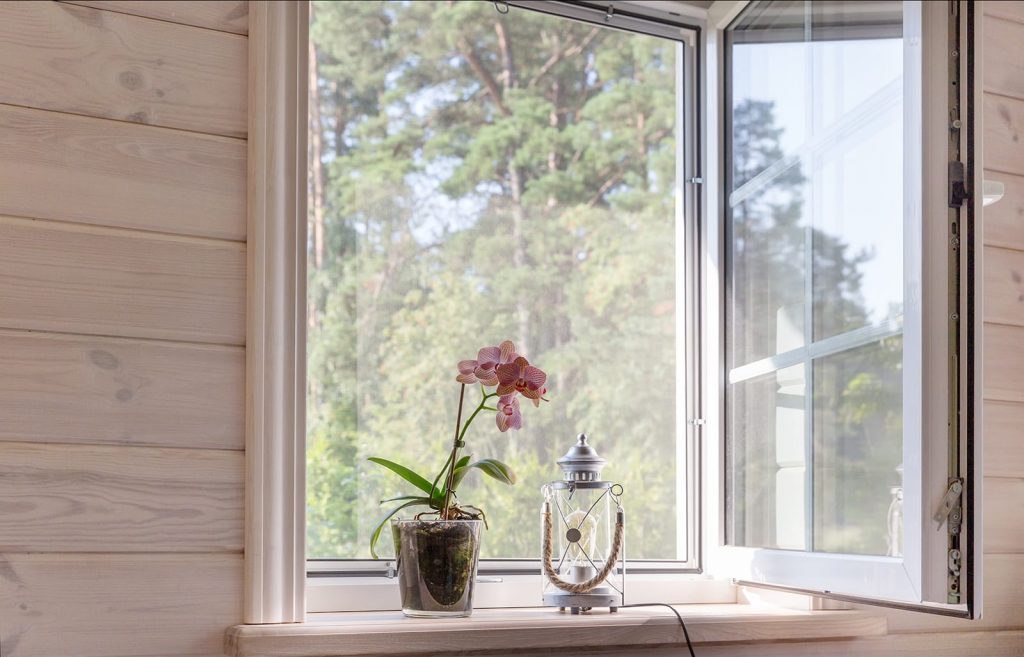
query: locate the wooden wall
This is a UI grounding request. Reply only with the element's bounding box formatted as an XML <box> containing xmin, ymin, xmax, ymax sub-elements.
<box><xmin>0</xmin><ymin>2</ymin><xmax>247</xmax><ymax>656</ymax></box>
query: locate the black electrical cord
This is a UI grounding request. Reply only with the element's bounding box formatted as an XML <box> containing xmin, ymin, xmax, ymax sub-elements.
<box><xmin>619</xmin><ymin>603</ymin><xmax>696</xmax><ymax>657</ymax></box>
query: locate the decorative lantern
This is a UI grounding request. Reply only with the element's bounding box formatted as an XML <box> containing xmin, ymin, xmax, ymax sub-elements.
<box><xmin>541</xmin><ymin>433</ymin><xmax>624</xmax><ymax>614</ymax></box>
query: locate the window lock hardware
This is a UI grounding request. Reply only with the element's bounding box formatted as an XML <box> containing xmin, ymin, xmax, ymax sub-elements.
<box><xmin>688</xmin><ymin>418</ymin><xmax>706</xmax><ymax>426</ymax></box>
<box><xmin>932</xmin><ymin>479</ymin><xmax>963</xmax><ymax>529</ymax></box>
<box><xmin>687</xmin><ymin>177</ymin><xmax>704</xmax><ymax>184</ymax></box>
<box><xmin>949</xmin><ymin>161</ymin><xmax>968</xmax><ymax>207</ymax></box>
<box><xmin>386</xmin><ymin>561</ymin><xmax>397</xmax><ymax>579</ymax></box>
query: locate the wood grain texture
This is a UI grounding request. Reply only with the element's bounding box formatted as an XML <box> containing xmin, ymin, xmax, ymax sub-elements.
<box><xmin>530</xmin><ymin>631</ymin><xmax>1024</xmax><ymax>657</ymax></box>
<box><xmin>0</xmin><ymin>553</ymin><xmax>242</xmax><ymax>657</ymax></box>
<box><xmin>984</xmin><ymin>16</ymin><xmax>1024</xmax><ymax>101</ymax></box>
<box><xmin>0</xmin><ymin>216</ymin><xmax>245</xmax><ymax>345</ymax></box>
<box><xmin>983</xmin><ymin>170</ymin><xmax>1024</xmax><ymax>251</ymax></box>
<box><xmin>984</xmin><ymin>323</ymin><xmax>1024</xmax><ymax>403</ymax></box>
<box><xmin>985</xmin><ymin>1</ymin><xmax>1024</xmax><ymax>26</ymax></box>
<box><xmin>0</xmin><ymin>2</ymin><xmax>246</xmax><ymax>136</ymax></box>
<box><xmin>984</xmin><ymin>401</ymin><xmax>1024</xmax><ymax>478</ymax></box>
<box><xmin>985</xmin><ymin>477</ymin><xmax>1024</xmax><ymax>554</ymax></box>
<box><xmin>984</xmin><ymin>245</ymin><xmax>1024</xmax><ymax>327</ymax></box>
<box><xmin>64</xmin><ymin>0</ymin><xmax>248</xmax><ymax>34</ymax></box>
<box><xmin>0</xmin><ymin>104</ymin><xmax>245</xmax><ymax>240</ymax></box>
<box><xmin>985</xmin><ymin>94</ymin><xmax>1024</xmax><ymax>176</ymax></box>
<box><xmin>0</xmin><ymin>329</ymin><xmax>242</xmax><ymax>450</ymax></box>
<box><xmin>0</xmin><ymin>441</ymin><xmax>242</xmax><ymax>552</ymax></box>
<box><xmin>228</xmin><ymin>606</ymin><xmax>885</xmax><ymax>657</ymax></box>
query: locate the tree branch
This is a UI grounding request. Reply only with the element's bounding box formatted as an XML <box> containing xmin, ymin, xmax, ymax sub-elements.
<box><xmin>528</xmin><ymin>27</ymin><xmax>600</xmax><ymax>88</ymax></box>
<box><xmin>457</xmin><ymin>37</ymin><xmax>511</xmax><ymax>117</ymax></box>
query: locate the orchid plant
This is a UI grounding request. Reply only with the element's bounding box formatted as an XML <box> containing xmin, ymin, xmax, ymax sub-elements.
<box><xmin>368</xmin><ymin>340</ymin><xmax>548</xmax><ymax>557</ymax></box>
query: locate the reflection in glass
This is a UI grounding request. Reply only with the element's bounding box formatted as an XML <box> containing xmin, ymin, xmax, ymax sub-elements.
<box><xmin>727</xmin><ymin>366</ymin><xmax>806</xmax><ymax>551</ymax></box>
<box><xmin>725</xmin><ymin>0</ymin><xmax>909</xmax><ymax>556</ymax></box>
<box><xmin>813</xmin><ymin>338</ymin><xmax>903</xmax><ymax>555</ymax></box>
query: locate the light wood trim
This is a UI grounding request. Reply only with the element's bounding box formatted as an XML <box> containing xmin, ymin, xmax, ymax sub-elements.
<box><xmin>226</xmin><ymin>606</ymin><xmax>885</xmax><ymax>657</ymax></box>
<box><xmin>983</xmin><ymin>15</ymin><xmax>1024</xmax><ymax>102</ymax></box>
<box><xmin>0</xmin><ymin>553</ymin><xmax>241</xmax><ymax>656</ymax></box>
<box><xmin>0</xmin><ymin>2</ymin><xmax>246</xmax><ymax>137</ymax></box>
<box><xmin>983</xmin><ymin>400</ymin><xmax>1024</xmax><ymax>478</ymax></box>
<box><xmin>540</xmin><ymin>631</ymin><xmax>1024</xmax><ymax>657</ymax></box>
<box><xmin>985</xmin><ymin>477</ymin><xmax>1024</xmax><ymax>554</ymax></box>
<box><xmin>985</xmin><ymin>1</ymin><xmax>1024</xmax><ymax>26</ymax></box>
<box><xmin>984</xmin><ymin>94</ymin><xmax>1024</xmax><ymax>176</ymax></box>
<box><xmin>983</xmin><ymin>245</ymin><xmax>1024</xmax><ymax>327</ymax></box>
<box><xmin>0</xmin><ymin>441</ymin><xmax>242</xmax><ymax>552</ymax></box>
<box><xmin>63</xmin><ymin>0</ymin><xmax>249</xmax><ymax>34</ymax></box>
<box><xmin>983</xmin><ymin>170</ymin><xmax>1024</xmax><ymax>251</ymax></box>
<box><xmin>983</xmin><ymin>323</ymin><xmax>1024</xmax><ymax>403</ymax></box>
<box><xmin>0</xmin><ymin>329</ymin><xmax>243</xmax><ymax>450</ymax></box>
<box><xmin>245</xmin><ymin>0</ymin><xmax>309</xmax><ymax>624</ymax></box>
<box><xmin>0</xmin><ymin>104</ymin><xmax>245</xmax><ymax>240</ymax></box>
<box><xmin>0</xmin><ymin>215</ymin><xmax>245</xmax><ymax>345</ymax></box>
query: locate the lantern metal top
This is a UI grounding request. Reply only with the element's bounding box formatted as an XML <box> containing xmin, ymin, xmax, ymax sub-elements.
<box><xmin>557</xmin><ymin>433</ymin><xmax>607</xmax><ymax>482</ymax></box>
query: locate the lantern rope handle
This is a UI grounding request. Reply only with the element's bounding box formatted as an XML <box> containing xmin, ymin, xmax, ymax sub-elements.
<box><xmin>541</xmin><ymin>502</ymin><xmax>624</xmax><ymax>594</ymax></box>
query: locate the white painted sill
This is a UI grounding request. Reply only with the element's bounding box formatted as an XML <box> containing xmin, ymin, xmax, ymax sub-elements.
<box><xmin>225</xmin><ymin>604</ymin><xmax>886</xmax><ymax>657</ymax></box>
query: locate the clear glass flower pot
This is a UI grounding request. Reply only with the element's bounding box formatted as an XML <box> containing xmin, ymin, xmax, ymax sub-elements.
<box><xmin>390</xmin><ymin>519</ymin><xmax>483</xmax><ymax>617</ymax></box>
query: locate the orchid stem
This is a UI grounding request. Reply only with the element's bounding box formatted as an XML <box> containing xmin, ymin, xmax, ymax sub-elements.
<box><xmin>440</xmin><ymin>384</ymin><xmax>467</xmax><ymax>520</ymax></box>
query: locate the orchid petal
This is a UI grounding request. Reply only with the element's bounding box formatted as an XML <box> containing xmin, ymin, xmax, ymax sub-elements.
<box><xmin>477</xmin><ymin>346</ymin><xmax>501</xmax><ymax>366</ymax></box>
<box><xmin>496</xmin><ymin>361</ymin><xmax>520</xmax><ymax>385</ymax></box>
<box><xmin>496</xmin><ymin>412</ymin><xmax>510</xmax><ymax>432</ymax></box>
<box><xmin>522</xmin><ymin>365</ymin><xmax>547</xmax><ymax>389</ymax></box>
<box><xmin>458</xmin><ymin>360</ymin><xmax>478</xmax><ymax>375</ymax></box>
<box><xmin>456</xmin><ymin>372</ymin><xmax>478</xmax><ymax>384</ymax></box>
<box><xmin>498</xmin><ymin>341</ymin><xmax>516</xmax><ymax>363</ymax></box>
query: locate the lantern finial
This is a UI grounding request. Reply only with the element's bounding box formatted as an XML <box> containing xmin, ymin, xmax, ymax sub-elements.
<box><xmin>556</xmin><ymin>432</ymin><xmax>607</xmax><ymax>482</ymax></box>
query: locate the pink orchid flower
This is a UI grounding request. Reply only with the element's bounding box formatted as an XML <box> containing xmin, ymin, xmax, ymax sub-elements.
<box><xmin>456</xmin><ymin>340</ymin><xmax>517</xmax><ymax>386</ymax></box>
<box><xmin>495</xmin><ymin>394</ymin><xmax>523</xmax><ymax>432</ymax></box>
<box><xmin>496</xmin><ymin>356</ymin><xmax>547</xmax><ymax>404</ymax></box>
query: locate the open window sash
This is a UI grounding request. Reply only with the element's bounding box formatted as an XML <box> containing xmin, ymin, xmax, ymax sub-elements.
<box><xmin>703</xmin><ymin>0</ymin><xmax>980</xmax><ymax>616</ymax></box>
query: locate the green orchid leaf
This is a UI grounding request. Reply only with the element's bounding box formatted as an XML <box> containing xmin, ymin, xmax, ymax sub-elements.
<box><xmin>448</xmin><ymin>454</ymin><xmax>473</xmax><ymax>492</ymax></box>
<box><xmin>368</xmin><ymin>498</ymin><xmax>432</xmax><ymax>559</ymax></box>
<box><xmin>367</xmin><ymin>457</ymin><xmax>438</xmax><ymax>497</ymax></box>
<box><xmin>465</xmin><ymin>458</ymin><xmax>517</xmax><ymax>486</ymax></box>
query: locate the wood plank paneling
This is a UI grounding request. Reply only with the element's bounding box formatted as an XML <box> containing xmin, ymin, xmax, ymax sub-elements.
<box><xmin>0</xmin><ymin>104</ymin><xmax>245</xmax><ymax>240</ymax></box>
<box><xmin>984</xmin><ymin>16</ymin><xmax>1024</xmax><ymax>101</ymax></box>
<box><xmin>985</xmin><ymin>94</ymin><xmax>1024</xmax><ymax>176</ymax></box>
<box><xmin>983</xmin><ymin>170</ymin><xmax>1024</xmax><ymax>251</ymax></box>
<box><xmin>0</xmin><ymin>553</ymin><xmax>242</xmax><ymax>657</ymax></box>
<box><xmin>64</xmin><ymin>1</ymin><xmax>248</xmax><ymax>34</ymax></box>
<box><xmin>985</xmin><ymin>1</ymin><xmax>1024</xmax><ymax>26</ymax></box>
<box><xmin>984</xmin><ymin>323</ymin><xmax>1024</xmax><ymax>403</ymax></box>
<box><xmin>0</xmin><ymin>216</ymin><xmax>245</xmax><ymax>345</ymax></box>
<box><xmin>984</xmin><ymin>245</ymin><xmax>1024</xmax><ymax>327</ymax></box>
<box><xmin>0</xmin><ymin>330</ymin><xmax>242</xmax><ymax>450</ymax></box>
<box><xmin>984</xmin><ymin>401</ymin><xmax>1024</xmax><ymax>478</ymax></box>
<box><xmin>0</xmin><ymin>2</ymin><xmax>246</xmax><ymax>136</ymax></box>
<box><xmin>0</xmin><ymin>442</ymin><xmax>242</xmax><ymax>552</ymax></box>
<box><xmin>985</xmin><ymin>477</ymin><xmax>1024</xmax><ymax>554</ymax></box>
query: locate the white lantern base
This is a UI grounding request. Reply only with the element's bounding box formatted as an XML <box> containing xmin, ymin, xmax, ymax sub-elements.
<box><xmin>543</xmin><ymin>588</ymin><xmax>623</xmax><ymax>613</ymax></box>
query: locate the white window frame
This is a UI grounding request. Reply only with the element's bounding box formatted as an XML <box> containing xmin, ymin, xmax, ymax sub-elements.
<box><xmin>297</xmin><ymin>0</ymin><xmax>713</xmax><ymax>612</ymax></box>
<box><xmin>701</xmin><ymin>0</ymin><xmax>983</xmax><ymax>616</ymax></box>
<box><xmin>244</xmin><ymin>0</ymin><xmax>981</xmax><ymax>622</ymax></box>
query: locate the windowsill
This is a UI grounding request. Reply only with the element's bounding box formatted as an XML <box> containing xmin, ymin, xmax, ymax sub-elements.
<box><xmin>225</xmin><ymin>604</ymin><xmax>886</xmax><ymax>656</ymax></box>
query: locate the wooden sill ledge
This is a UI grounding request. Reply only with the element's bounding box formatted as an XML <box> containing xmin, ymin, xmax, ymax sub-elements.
<box><xmin>225</xmin><ymin>604</ymin><xmax>886</xmax><ymax>656</ymax></box>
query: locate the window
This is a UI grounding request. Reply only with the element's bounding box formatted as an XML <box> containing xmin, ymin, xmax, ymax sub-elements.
<box><xmin>306</xmin><ymin>0</ymin><xmax>700</xmax><ymax>579</ymax></box>
<box><xmin>711</xmin><ymin>0</ymin><xmax>979</xmax><ymax>613</ymax></box>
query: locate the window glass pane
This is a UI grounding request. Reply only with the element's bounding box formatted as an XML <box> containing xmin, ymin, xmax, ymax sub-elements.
<box><xmin>727</xmin><ymin>365</ymin><xmax>807</xmax><ymax>550</ymax></box>
<box><xmin>725</xmin><ymin>0</ymin><xmax>908</xmax><ymax>556</ymax></box>
<box><xmin>307</xmin><ymin>2</ymin><xmax>684</xmax><ymax>560</ymax></box>
<box><xmin>812</xmin><ymin>337</ymin><xmax>903</xmax><ymax>555</ymax></box>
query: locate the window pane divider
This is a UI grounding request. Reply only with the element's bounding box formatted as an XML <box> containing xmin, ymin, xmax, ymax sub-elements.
<box><xmin>728</xmin><ymin>317</ymin><xmax>903</xmax><ymax>385</ymax></box>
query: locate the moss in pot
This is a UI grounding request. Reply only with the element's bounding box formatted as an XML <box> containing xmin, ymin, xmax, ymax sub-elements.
<box><xmin>368</xmin><ymin>340</ymin><xmax>549</xmax><ymax>618</ymax></box>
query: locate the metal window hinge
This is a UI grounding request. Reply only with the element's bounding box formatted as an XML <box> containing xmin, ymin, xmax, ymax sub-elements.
<box><xmin>932</xmin><ymin>479</ymin><xmax>963</xmax><ymax>530</ymax></box>
<box><xmin>687</xmin><ymin>177</ymin><xmax>704</xmax><ymax>184</ymax></box>
<box><xmin>688</xmin><ymin>418</ymin><xmax>706</xmax><ymax>426</ymax></box>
